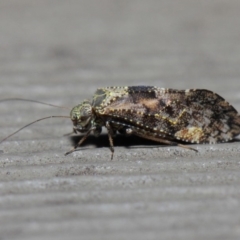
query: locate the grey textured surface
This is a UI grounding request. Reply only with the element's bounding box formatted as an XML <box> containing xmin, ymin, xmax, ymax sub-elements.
<box><xmin>1</xmin><ymin>1</ymin><xmax>240</xmax><ymax>240</ymax></box>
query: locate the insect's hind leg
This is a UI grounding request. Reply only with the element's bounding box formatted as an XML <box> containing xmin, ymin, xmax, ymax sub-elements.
<box><xmin>164</xmin><ymin>140</ymin><xmax>198</xmax><ymax>152</ymax></box>
<box><xmin>126</xmin><ymin>127</ymin><xmax>198</xmax><ymax>153</ymax></box>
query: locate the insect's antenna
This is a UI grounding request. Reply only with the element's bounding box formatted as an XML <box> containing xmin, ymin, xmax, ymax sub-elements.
<box><xmin>0</xmin><ymin>98</ymin><xmax>70</xmax><ymax>110</ymax></box>
<box><xmin>0</xmin><ymin>115</ymin><xmax>70</xmax><ymax>144</ymax></box>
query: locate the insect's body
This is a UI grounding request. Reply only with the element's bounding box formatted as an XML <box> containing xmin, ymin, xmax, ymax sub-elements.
<box><xmin>68</xmin><ymin>86</ymin><xmax>240</xmax><ymax>157</ymax></box>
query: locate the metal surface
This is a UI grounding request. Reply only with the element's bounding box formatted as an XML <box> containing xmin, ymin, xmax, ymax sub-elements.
<box><xmin>0</xmin><ymin>1</ymin><xmax>240</xmax><ymax>239</ymax></box>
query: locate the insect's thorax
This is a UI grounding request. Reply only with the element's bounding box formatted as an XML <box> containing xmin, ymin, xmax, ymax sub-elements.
<box><xmin>92</xmin><ymin>86</ymin><xmax>167</xmax><ymax>113</ymax></box>
<box><xmin>92</xmin><ymin>87</ymin><xmax>128</xmax><ymax>109</ymax></box>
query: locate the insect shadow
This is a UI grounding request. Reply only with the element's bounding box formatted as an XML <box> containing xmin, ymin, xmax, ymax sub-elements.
<box><xmin>69</xmin><ymin>134</ymin><xmax>162</xmax><ymax>150</ymax></box>
<box><xmin>68</xmin><ymin>133</ymin><xmax>239</xmax><ymax>153</ymax></box>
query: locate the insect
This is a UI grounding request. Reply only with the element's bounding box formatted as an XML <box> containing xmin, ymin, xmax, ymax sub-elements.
<box><xmin>1</xmin><ymin>86</ymin><xmax>240</xmax><ymax>159</ymax></box>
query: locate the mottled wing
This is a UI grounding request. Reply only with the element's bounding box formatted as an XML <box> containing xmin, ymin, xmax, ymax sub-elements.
<box><xmin>92</xmin><ymin>86</ymin><xmax>240</xmax><ymax>144</ymax></box>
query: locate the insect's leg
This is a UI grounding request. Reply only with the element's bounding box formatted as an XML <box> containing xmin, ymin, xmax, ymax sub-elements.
<box><xmin>105</xmin><ymin>121</ymin><xmax>115</xmax><ymax>160</ymax></box>
<box><xmin>155</xmin><ymin>139</ymin><xmax>198</xmax><ymax>152</ymax></box>
<box><xmin>65</xmin><ymin>127</ymin><xmax>96</xmax><ymax>155</ymax></box>
<box><xmin>63</xmin><ymin>127</ymin><xmax>78</xmax><ymax>137</ymax></box>
<box><xmin>129</xmin><ymin>128</ymin><xmax>198</xmax><ymax>153</ymax></box>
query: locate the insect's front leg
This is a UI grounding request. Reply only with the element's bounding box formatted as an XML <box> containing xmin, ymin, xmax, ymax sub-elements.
<box><xmin>65</xmin><ymin>126</ymin><xmax>97</xmax><ymax>155</ymax></box>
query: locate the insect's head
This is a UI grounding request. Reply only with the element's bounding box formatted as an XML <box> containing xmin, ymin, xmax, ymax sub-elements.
<box><xmin>70</xmin><ymin>100</ymin><xmax>93</xmax><ymax>132</ymax></box>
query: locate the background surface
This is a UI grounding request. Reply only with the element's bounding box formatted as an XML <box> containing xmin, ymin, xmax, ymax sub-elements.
<box><xmin>0</xmin><ymin>1</ymin><xmax>240</xmax><ymax>239</ymax></box>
